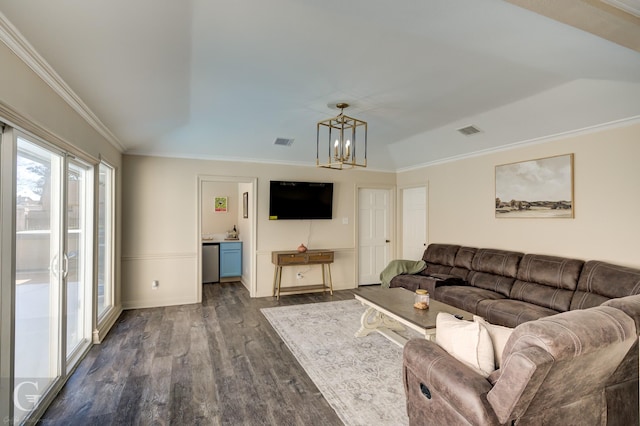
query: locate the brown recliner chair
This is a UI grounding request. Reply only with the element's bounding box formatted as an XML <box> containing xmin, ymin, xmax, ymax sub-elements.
<box><xmin>402</xmin><ymin>304</ymin><xmax>638</xmax><ymax>425</ymax></box>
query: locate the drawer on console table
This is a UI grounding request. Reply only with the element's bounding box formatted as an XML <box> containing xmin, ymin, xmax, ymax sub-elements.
<box><xmin>306</xmin><ymin>251</ymin><xmax>334</xmax><ymax>263</ymax></box>
<box><xmin>272</xmin><ymin>250</ymin><xmax>334</xmax><ymax>266</ymax></box>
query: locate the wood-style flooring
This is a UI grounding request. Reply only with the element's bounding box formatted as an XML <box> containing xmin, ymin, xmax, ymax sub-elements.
<box><xmin>40</xmin><ymin>282</ymin><xmax>358</xmax><ymax>425</ymax></box>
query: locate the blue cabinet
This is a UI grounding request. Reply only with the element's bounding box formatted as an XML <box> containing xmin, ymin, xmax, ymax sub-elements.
<box><xmin>220</xmin><ymin>241</ymin><xmax>242</xmax><ymax>277</ymax></box>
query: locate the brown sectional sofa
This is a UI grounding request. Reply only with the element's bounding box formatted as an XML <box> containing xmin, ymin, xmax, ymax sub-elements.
<box><xmin>394</xmin><ymin>243</ymin><xmax>640</xmax><ymax>425</ymax></box>
<box><xmin>390</xmin><ymin>243</ymin><xmax>640</xmax><ymax>328</ymax></box>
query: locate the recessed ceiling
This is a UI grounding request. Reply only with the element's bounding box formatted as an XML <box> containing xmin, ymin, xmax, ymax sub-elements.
<box><xmin>0</xmin><ymin>0</ymin><xmax>639</xmax><ymax>171</ymax></box>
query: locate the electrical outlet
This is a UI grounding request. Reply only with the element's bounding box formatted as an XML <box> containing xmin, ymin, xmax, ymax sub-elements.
<box><xmin>152</xmin><ymin>280</ymin><xmax>159</xmax><ymax>289</ymax></box>
<box><xmin>296</xmin><ymin>272</ymin><xmax>303</xmax><ymax>279</ymax></box>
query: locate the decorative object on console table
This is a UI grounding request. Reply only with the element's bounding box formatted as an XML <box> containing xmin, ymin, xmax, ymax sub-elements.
<box><xmin>297</xmin><ymin>243</ymin><xmax>307</xmax><ymax>253</ymax></box>
<box><xmin>495</xmin><ymin>153</ymin><xmax>574</xmax><ymax>218</ymax></box>
<box><xmin>272</xmin><ymin>250</ymin><xmax>334</xmax><ymax>299</ymax></box>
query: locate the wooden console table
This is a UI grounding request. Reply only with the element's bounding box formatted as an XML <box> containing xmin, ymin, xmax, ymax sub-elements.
<box><xmin>272</xmin><ymin>250</ymin><xmax>334</xmax><ymax>299</ymax></box>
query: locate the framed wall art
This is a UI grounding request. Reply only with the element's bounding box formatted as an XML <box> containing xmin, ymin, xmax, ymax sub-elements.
<box><xmin>495</xmin><ymin>154</ymin><xmax>574</xmax><ymax>218</ymax></box>
<box><xmin>214</xmin><ymin>196</ymin><xmax>228</xmax><ymax>213</ymax></box>
<box><xmin>243</xmin><ymin>192</ymin><xmax>249</xmax><ymax>218</ymax></box>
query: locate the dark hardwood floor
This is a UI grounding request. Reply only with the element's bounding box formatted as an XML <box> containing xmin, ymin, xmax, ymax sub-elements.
<box><xmin>40</xmin><ymin>282</ymin><xmax>357</xmax><ymax>425</ymax></box>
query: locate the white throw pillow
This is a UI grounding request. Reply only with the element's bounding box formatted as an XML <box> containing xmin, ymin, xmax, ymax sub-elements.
<box><xmin>473</xmin><ymin>316</ymin><xmax>514</xmax><ymax>369</ymax></box>
<box><xmin>435</xmin><ymin>313</ymin><xmax>495</xmax><ymax>377</ymax></box>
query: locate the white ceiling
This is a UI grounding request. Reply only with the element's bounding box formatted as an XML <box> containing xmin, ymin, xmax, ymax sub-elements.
<box><xmin>1</xmin><ymin>0</ymin><xmax>639</xmax><ymax>171</ymax></box>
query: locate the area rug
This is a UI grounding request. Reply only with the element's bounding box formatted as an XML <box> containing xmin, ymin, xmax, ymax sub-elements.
<box><xmin>261</xmin><ymin>299</ymin><xmax>421</xmax><ymax>426</ymax></box>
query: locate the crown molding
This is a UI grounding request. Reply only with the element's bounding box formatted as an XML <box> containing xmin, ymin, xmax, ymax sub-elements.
<box><xmin>0</xmin><ymin>12</ymin><xmax>124</xmax><ymax>152</ymax></box>
<box><xmin>396</xmin><ymin>116</ymin><xmax>640</xmax><ymax>173</ymax></box>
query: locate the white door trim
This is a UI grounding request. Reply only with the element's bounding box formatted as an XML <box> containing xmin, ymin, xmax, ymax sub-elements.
<box><xmin>196</xmin><ymin>175</ymin><xmax>258</xmax><ymax>301</ymax></box>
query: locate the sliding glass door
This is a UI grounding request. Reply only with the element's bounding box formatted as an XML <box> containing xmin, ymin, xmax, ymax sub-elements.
<box><xmin>14</xmin><ymin>137</ymin><xmax>64</xmax><ymax>422</ymax></box>
<box><xmin>66</xmin><ymin>159</ymin><xmax>92</xmax><ymax>359</ymax></box>
<box><xmin>12</xmin><ymin>134</ymin><xmax>93</xmax><ymax>422</ymax></box>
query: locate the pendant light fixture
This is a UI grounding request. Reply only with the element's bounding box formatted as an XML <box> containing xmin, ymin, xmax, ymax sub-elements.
<box><xmin>316</xmin><ymin>103</ymin><xmax>367</xmax><ymax>170</ymax></box>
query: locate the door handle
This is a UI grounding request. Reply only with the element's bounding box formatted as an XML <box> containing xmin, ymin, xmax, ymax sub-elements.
<box><xmin>385</xmin><ymin>240</ymin><xmax>390</xmax><ymax>243</ymax></box>
<box><xmin>62</xmin><ymin>253</ymin><xmax>69</xmax><ymax>278</ymax></box>
<box><xmin>50</xmin><ymin>253</ymin><xmax>59</xmax><ymax>279</ymax></box>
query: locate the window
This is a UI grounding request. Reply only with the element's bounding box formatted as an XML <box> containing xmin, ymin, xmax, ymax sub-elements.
<box><xmin>97</xmin><ymin>162</ymin><xmax>114</xmax><ymax>318</ymax></box>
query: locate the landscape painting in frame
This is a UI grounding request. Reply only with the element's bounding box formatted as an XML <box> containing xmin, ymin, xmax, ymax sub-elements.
<box><xmin>495</xmin><ymin>154</ymin><xmax>574</xmax><ymax>218</ymax></box>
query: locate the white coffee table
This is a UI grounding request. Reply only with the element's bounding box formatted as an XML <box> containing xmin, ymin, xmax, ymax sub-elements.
<box><xmin>353</xmin><ymin>286</ymin><xmax>474</xmax><ymax>347</ymax></box>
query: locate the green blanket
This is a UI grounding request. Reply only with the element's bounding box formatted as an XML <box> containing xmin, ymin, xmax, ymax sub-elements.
<box><xmin>379</xmin><ymin>259</ymin><xmax>426</xmax><ymax>288</ymax></box>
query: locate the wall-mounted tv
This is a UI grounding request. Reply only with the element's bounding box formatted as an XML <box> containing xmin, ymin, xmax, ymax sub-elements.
<box><xmin>269</xmin><ymin>180</ymin><xmax>333</xmax><ymax>220</ymax></box>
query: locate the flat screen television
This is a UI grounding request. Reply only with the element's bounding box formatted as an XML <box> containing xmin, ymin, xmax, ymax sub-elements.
<box><xmin>269</xmin><ymin>180</ymin><xmax>333</xmax><ymax>220</ymax></box>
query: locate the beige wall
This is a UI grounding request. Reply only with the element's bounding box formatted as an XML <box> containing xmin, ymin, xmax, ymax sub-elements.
<box><xmin>122</xmin><ymin>121</ymin><xmax>640</xmax><ymax>308</ymax></box>
<box><xmin>201</xmin><ymin>181</ymin><xmax>240</xmax><ymax>236</ymax></box>
<box><xmin>397</xmin><ymin>121</ymin><xmax>640</xmax><ymax>268</ymax></box>
<box><xmin>0</xmin><ymin>41</ymin><xmax>123</xmax><ymax>337</ymax></box>
<box><xmin>121</xmin><ymin>155</ymin><xmax>396</xmax><ymax>307</ymax></box>
<box><xmin>0</xmin><ymin>43</ymin><xmax>121</xmax><ymax>166</ymax></box>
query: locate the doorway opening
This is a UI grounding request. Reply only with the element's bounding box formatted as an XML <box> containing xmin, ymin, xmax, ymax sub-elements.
<box><xmin>196</xmin><ymin>175</ymin><xmax>257</xmax><ymax>301</ymax></box>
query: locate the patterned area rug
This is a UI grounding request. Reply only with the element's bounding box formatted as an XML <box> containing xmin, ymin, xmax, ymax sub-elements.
<box><xmin>261</xmin><ymin>299</ymin><xmax>421</xmax><ymax>426</ymax></box>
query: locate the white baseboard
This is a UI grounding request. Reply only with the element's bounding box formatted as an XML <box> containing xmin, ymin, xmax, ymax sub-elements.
<box><xmin>92</xmin><ymin>304</ymin><xmax>123</xmax><ymax>343</ymax></box>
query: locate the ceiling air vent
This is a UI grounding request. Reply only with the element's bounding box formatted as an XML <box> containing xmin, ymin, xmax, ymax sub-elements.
<box><xmin>457</xmin><ymin>125</ymin><xmax>482</xmax><ymax>136</ymax></box>
<box><xmin>274</xmin><ymin>137</ymin><xmax>294</xmax><ymax>147</ymax></box>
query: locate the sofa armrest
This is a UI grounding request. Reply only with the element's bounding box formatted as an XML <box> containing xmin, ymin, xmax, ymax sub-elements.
<box><xmin>487</xmin><ymin>347</ymin><xmax>554</xmax><ymax>423</ymax></box>
<box><xmin>403</xmin><ymin>339</ymin><xmax>498</xmax><ymax>425</ymax></box>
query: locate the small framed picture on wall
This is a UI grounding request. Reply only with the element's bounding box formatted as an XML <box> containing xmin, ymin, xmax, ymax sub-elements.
<box><xmin>243</xmin><ymin>192</ymin><xmax>249</xmax><ymax>218</ymax></box>
<box><xmin>214</xmin><ymin>196</ymin><xmax>228</xmax><ymax>213</ymax></box>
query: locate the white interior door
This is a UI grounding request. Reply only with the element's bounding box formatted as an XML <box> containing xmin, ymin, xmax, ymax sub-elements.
<box><xmin>402</xmin><ymin>186</ymin><xmax>427</xmax><ymax>260</ymax></box>
<box><xmin>358</xmin><ymin>188</ymin><xmax>391</xmax><ymax>285</ymax></box>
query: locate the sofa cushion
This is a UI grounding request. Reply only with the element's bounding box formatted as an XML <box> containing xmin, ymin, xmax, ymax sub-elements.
<box><xmin>436</xmin><ymin>286</ymin><xmax>505</xmax><ymax>314</ymax></box>
<box><xmin>435</xmin><ymin>313</ymin><xmax>495</xmax><ymax>377</ymax></box>
<box><xmin>389</xmin><ymin>274</ymin><xmax>439</xmax><ymax>294</ymax></box>
<box><xmin>420</xmin><ymin>244</ymin><xmax>460</xmax><ymax>275</ymax></box>
<box><xmin>454</xmin><ymin>246</ymin><xmax>477</xmax><ymax>270</ymax></box>
<box><xmin>471</xmin><ymin>248</ymin><xmax>523</xmax><ymax>278</ymax></box>
<box><xmin>508</xmin><ymin>254</ymin><xmax>583</xmax><ymax>313</ymax></box>
<box><xmin>443</xmin><ymin>246</ymin><xmax>476</xmax><ymax>280</ymax></box>
<box><xmin>448</xmin><ymin>267</ymin><xmax>470</xmax><ymax>280</ymax></box>
<box><xmin>516</xmin><ymin>254</ymin><xmax>583</xmax><ymax>290</ymax></box>
<box><xmin>603</xmin><ymin>294</ymin><xmax>640</xmax><ymax>331</ymax></box>
<box><xmin>475</xmin><ymin>299</ymin><xmax>561</xmax><ymax>328</ymax></box>
<box><xmin>502</xmin><ymin>306</ymin><xmax>635</xmax><ymax>360</ymax></box>
<box><xmin>510</xmin><ymin>280</ymin><xmax>574</xmax><ymax>313</ymax></box>
<box><xmin>467</xmin><ymin>272</ymin><xmax>516</xmax><ymax>297</ymax></box>
<box><xmin>418</xmin><ymin>263</ymin><xmax>453</xmax><ymax>276</ymax></box>
<box><xmin>570</xmin><ymin>261</ymin><xmax>640</xmax><ymax>310</ymax></box>
<box><xmin>474</xmin><ymin>316</ymin><xmax>514</xmax><ymax>369</ymax></box>
<box><xmin>421</xmin><ymin>244</ymin><xmax>459</xmax><ymax>267</ymax></box>
<box><xmin>418</xmin><ymin>244</ymin><xmax>461</xmax><ymax>276</ymax></box>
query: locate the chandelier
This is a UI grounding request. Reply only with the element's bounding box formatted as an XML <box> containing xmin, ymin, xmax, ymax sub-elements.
<box><xmin>316</xmin><ymin>103</ymin><xmax>367</xmax><ymax>170</ymax></box>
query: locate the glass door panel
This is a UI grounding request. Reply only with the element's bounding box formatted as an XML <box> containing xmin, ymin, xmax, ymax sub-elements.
<box><xmin>66</xmin><ymin>160</ymin><xmax>91</xmax><ymax>356</ymax></box>
<box><xmin>97</xmin><ymin>163</ymin><xmax>113</xmax><ymax>317</ymax></box>
<box><xmin>14</xmin><ymin>137</ymin><xmax>63</xmax><ymax>421</ymax></box>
